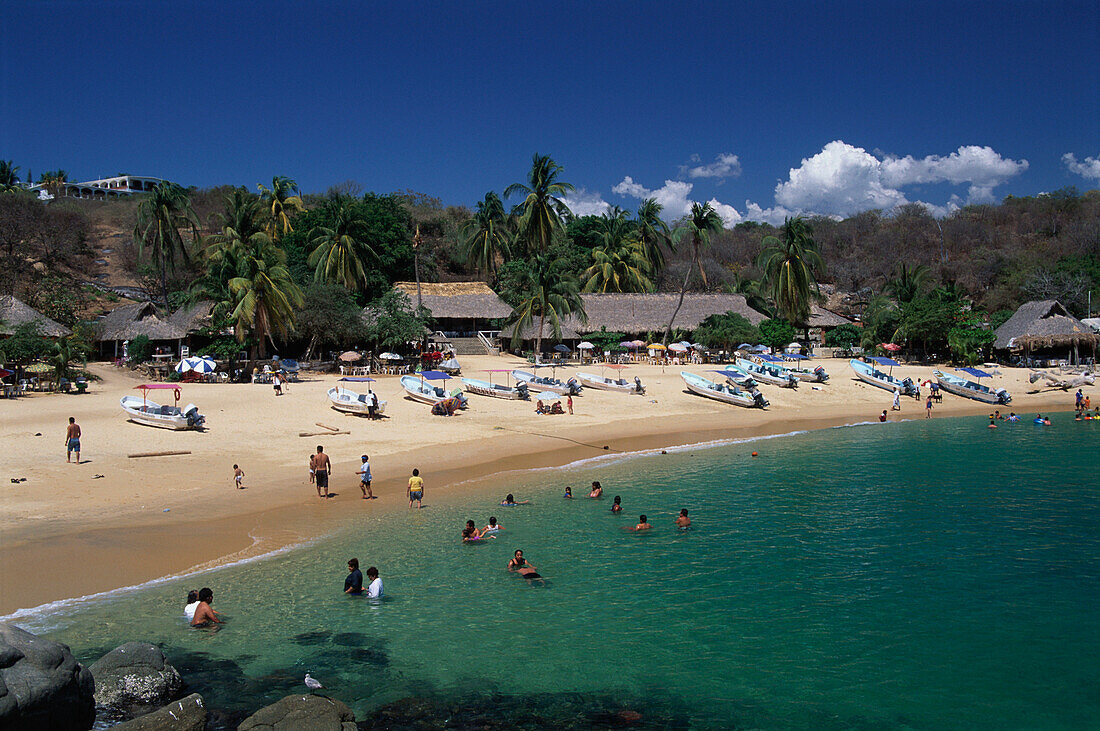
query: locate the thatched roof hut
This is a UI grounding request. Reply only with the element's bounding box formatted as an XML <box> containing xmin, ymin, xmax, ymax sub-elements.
<box><xmin>168</xmin><ymin>300</ymin><xmax>216</xmax><ymax>334</ymax></box>
<box><xmin>808</xmin><ymin>305</ymin><xmax>851</xmax><ymax>328</ymax></box>
<box><xmin>392</xmin><ymin>282</ymin><xmax>513</xmax><ymax>320</ymax></box>
<box><xmin>993</xmin><ymin>300</ymin><xmax>1099</xmax><ymax>355</ymax></box>
<box><xmin>513</xmin><ymin>293</ymin><xmax>767</xmax><ymax>341</ymax></box>
<box><xmin>94</xmin><ymin>301</ymin><xmax>188</xmax><ymax>345</ymax></box>
<box><xmin>0</xmin><ymin>295</ymin><xmax>72</xmax><ymax>338</ymax></box>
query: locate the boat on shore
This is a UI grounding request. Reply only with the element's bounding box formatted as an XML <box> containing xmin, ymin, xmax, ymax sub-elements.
<box><xmin>463</xmin><ymin>377</ymin><xmax>529</xmax><ymax>400</ymax></box>
<box><xmin>576</xmin><ymin>370</ymin><xmax>645</xmax><ymax>394</ymax></box>
<box><xmin>401</xmin><ymin>372</ymin><xmax>468</xmax><ymax>407</ymax></box>
<box><xmin>758</xmin><ymin>355</ymin><xmax>829</xmax><ymax>382</ymax></box>
<box><xmin>849</xmin><ymin>358</ymin><xmax>918</xmax><ymax>396</ymax></box>
<box><xmin>682</xmin><ymin>371</ymin><xmax>768</xmax><ymax>408</ymax></box>
<box><xmin>511</xmin><ymin>369</ymin><xmax>582</xmax><ymax>396</ymax></box>
<box><xmin>736</xmin><ymin>358</ymin><xmax>798</xmax><ymax>388</ymax></box>
<box><xmin>933</xmin><ymin>369</ymin><xmax>1011</xmax><ymax>404</ymax></box>
<box><xmin>327</xmin><ymin>378</ymin><xmax>387</xmax><ymax>416</ymax></box>
<box><xmin>120</xmin><ymin>384</ymin><xmax>205</xmax><ymax>430</ymax></box>
<box><xmin>716</xmin><ymin>363</ymin><xmax>758</xmax><ymax>389</ymax></box>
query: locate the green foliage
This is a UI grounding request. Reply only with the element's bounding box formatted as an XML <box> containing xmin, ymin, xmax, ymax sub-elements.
<box><xmin>506</xmin><ymin>253</ymin><xmax>588</xmax><ymax>353</ymax></box>
<box><xmin>583</xmin><ymin>214</ymin><xmax>654</xmax><ymax>293</ymax></box>
<box><xmin>756</xmin><ymin>216</ymin><xmax>823</xmax><ymax>325</ymax></box>
<box><xmin>664</xmin><ymin>202</ymin><xmax>724</xmax><ymax>343</ymax></box>
<box><xmin>128</xmin><ymin>334</ymin><xmax>152</xmax><ymax>363</ymax></box>
<box><xmin>296</xmin><ymin>282</ymin><xmax>365</xmax><ymax>349</ymax></box>
<box><xmin>463</xmin><ymin>191</ymin><xmax>510</xmax><ymax>277</ymax></box>
<box><xmin>197</xmin><ymin>336</ymin><xmax>242</xmax><ymax>361</ymax></box>
<box><xmin>583</xmin><ymin>329</ymin><xmax>627</xmax><ymax>353</ymax></box>
<box><xmin>50</xmin><ymin>335</ymin><xmax>88</xmax><ymax>382</ymax></box>
<box><xmin>758</xmin><ymin>318</ymin><xmax>796</xmax><ymax>350</ymax></box>
<box><xmin>134</xmin><ymin>182</ymin><xmax>200</xmax><ymax>309</ymax></box>
<box><xmin>859</xmin><ymin>295</ymin><xmax>900</xmax><ymax>350</ymax></box>
<box><xmin>895</xmin><ymin>292</ymin><xmax>964</xmax><ymax>354</ymax></box>
<box><xmin>694</xmin><ymin>312</ymin><xmax>760</xmax><ymax>351</ymax></box>
<box><xmin>308</xmin><ymin>197</ymin><xmax>379</xmax><ymax>290</ymax></box>
<box><xmin>947</xmin><ymin>318</ymin><xmax>996</xmax><ymax>365</ymax></box>
<box><xmin>886</xmin><ymin>262</ymin><xmax>930</xmax><ymax>304</ymax></box>
<box><xmin>361</xmin><ymin>290</ymin><xmax>430</xmax><ymax>351</ymax></box>
<box><xmin>25</xmin><ymin>274</ymin><xmax>82</xmax><ymax>326</ymax></box>
<box><xmin>989</xmin><ymin>309</ymin><xmax>1015</xmax><ymax>330</ymax></box>
<box><xmin>504</xmin><ymin>153</ymin><xmax>574</xmax><ymax>256</ymax></box>
<box><xmin>257</xmin><ymin>176</ymin><xmax>305</xmax><ymax>241</ymax></box>
<box><xmin>495</xmin><ymin>259</ymin><xmax>537</xmax><ymax>308</ymax></box>
<box><xmin>824</xmin><ymin>323</ymin><xmax>862</xmax><ymax>349</ymax></box>
<box><xmin>566</xmin><ymin>216</ymin><xmax>607</xmax><ymax>251</ymax></box>
<box><xmin>0</xmin><ymin>322</ymin><xmax>50</xmax><ymax>363</ymax></box>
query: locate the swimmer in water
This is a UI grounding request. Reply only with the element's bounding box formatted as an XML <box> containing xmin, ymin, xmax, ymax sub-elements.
<box><xmin>611</xmin><ymin>495</ymin><xmax>622</xmax><ymax>513</ymax></box>
<box><xmin>989</xmin><ymin>413</ymin><xmax>997</xmax><ymax>428</ymax></box>
<box><xmin>483</xmin><ymin>516</ymin><xmax>501</xmax><ymax>533</ymax></box>
<box><xmin>462</xmin><ymin>520</ymin><xmax>483</xmax><ymax>542</ymax></box>
<box><xmin>589</xmin><ymin>481</ymin><xmax>603</xmax><ymax>498</ymax></box>
<box><xmin>508</xmin><ymin>549</ymin><xmax>542</xmax><ymax>581</ymax></box>
<box><xmin>500</xmin><ymin>493</ymin><xmax>529</xmax><ymax>506</ymax></box>
<box><xmin>564</xmin><ymin>486</ymin><xmax>573</xmax><ymax>499</ymax></box>
<box><xmin>190</xmin><ymin>587</ymin><xmax>222</xmax><ymax>627</ymax></box>
<box><xmin>675</xmin><ymin>508</ymin><xmax>691</xmax><ymax>528</ymax></box>
<box><xmin>626</xmin><ymin>514</ymin><xmax>652</xmax><ymax>532</ymax></box>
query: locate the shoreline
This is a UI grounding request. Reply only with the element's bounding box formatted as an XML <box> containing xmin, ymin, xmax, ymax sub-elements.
<box><xmin>0</xmin><ymin>388</ymin><xmax>1069</xmax><ymax>618</ymax></box>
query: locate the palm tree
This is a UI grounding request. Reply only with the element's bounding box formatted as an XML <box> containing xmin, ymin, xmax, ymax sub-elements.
<box><xmin>635</xmin><ymin>198</ymin><xmax>670</xmax><ymax>274</ymax></box>
<box><xmin>663</xmin><ymin>202</ymin><xmax>724</xmax><ymax>344</ymax></box>
<box><xmin>38</xmin><ymin>169</ymin><xmax>68</xmax><ymax>199</ymax></box>
<box><xmin>725</xmin><ymin>272</ymin><xmax>774</xmax><ymax>318</ymax></box>
<box><xmin>582</xmin><ymin>215</ymin><xmax>654</xmax><ymax>293</ymax></box>
<box><xmin>258</xmin><ymin>176</ymin><xmax>306</xmax><ymax>241</ymax></box>
<box><xmin>196</xmin><ymin>189</ymin><xmax>268</xmax><ymax>315</ymax></box>
<box><xmin>0</xmin><ymin>161</ymin><xmax>20</xmax><ymax>193</ymax></box>
<box><xmin>228</xmin><ymin>237</ymin><xmax>304</xmax><ymax>360</ymax></box>
<box><xmin>307</xmin><ymin>199</ymin><xmax>379</xmax><ymax>290</ymax></box>
<box><xmin>504</xmin><ymin>153</ymin><xmax>575</xmax><ymax>255</ymax></box>
<box><xmin>463</xmin><ymin>191</ymin><xmax>511</xmax><ymax>278</ymax></box>
<box><xmin>49</xmin><ymin>335</ymin><xmax>87</xmax><ymax>386</ymax></box>
<box><xmin>134</xmin><ymin>182</ymin><xmax>200</xmax><ymax>309</ymax></box>
<box><xmin>756</xmin><ymin>216</ymin><xmax>824</xmax><ymax>329</ymax></box>
<box><xmin>508</xmin><ymin>254</ymin><xmax>588</xmax><ymax>356</ymax></box>
<box><xmin>885</xmin><ymin>262</ymin><xmax>930</xmax><ymax>304</ymax></box>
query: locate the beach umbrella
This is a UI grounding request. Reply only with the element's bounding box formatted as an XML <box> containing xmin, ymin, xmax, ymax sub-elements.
<box><xmin>647</xmin><ymin>343</ymin><xmax>666</xmax><ymax>350</ymax></box>
<box><xmin>619</xmin><ymin>341</ymin><xmax>636</xmax><ymax>349</ymax></box>
<box><xmin>554</xmin><ymin>344</ymin><xmax>571</xmax><ymax>353</ymax></box>
<box><xmin>737</xmin><ymin>343</ymin><xmax>753</xmax><ymax>351</ymax></box>
<box><xmin>192</xmin><ymin>356</ymin><xmax>217</xmax><ymax>373</ymax></box>
<box><xmin>379</xmin><ymin>352</ymin><xmax>403</xmax><ymax>360</ymax></box>
<box><xmin>880</xmin><ymin>342</ymin><xmax>902</xmax><ymax>352</ymax></box>
<box><xmin>577</xmin><ymin>341</ymin><xmax>595</xmax><ymax>350</ymax></box>
<box><xmin>175</xmin><ymin>358</ymin><xmax>193</xmax><ymax>374</ymax></box>
<box><xmin>25</xmin><ymin>362</ymin><xmax>52</xmax><ymax>374</ymax></box>
<box><xmin>668</xmin><ymin>343</ymin><xmax>688</xmax><ymax>352</ymax></box>
<box><xmin>0</xmin><ymin>368</ymin><xmax>13</xmax><ymax>378</ymax></box>
<box><xmin>338</xmin><ymin>351</ymin><xmax>361</xmax><ymax>362</ymax></box>
<box><xmin>753</xmin><ymin>345</ymin><xmax>769</xmax><ymax>353</ymax></box>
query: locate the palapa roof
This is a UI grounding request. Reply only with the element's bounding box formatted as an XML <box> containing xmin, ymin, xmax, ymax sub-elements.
<box><xmin>511</xmin><ymin>292</ymin><xmax>767</xmax><ymax>341</ymax></box>
<box><xmin>392</xmin><ymin>282</ymin><xmax>512</xmax><ymax>320</ymax></box>
<box><xmin>94</xmin><ymin>301</ymin><xmax>188</xmax><ymax>342</ymax></box>
<box><xmin>0</xmin><ymin>295</ymin><xmax>72</xmax><ymax>337</ymax></box>
<box><xmin>808</xmin><ymin>305</ymin><xmax>852</xmax><ymax>328</ymax></box>
<box><xmin>993</xmin><ymin>300</ymin><xmax>1100</xmax><ymax>350</ymax></box>
<box><xmin>168</xmin><ymin>300</ymin><xmax>216</xmax><ymax>333</ymax></box>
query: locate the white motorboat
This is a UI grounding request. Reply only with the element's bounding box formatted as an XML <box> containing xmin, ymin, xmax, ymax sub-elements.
<box><xmin>849</xmin><ymin>358</ymin><xmax>917</xmax><ymax>396</ymax></box>
<box><xmin>933</xmin><ymin>369</ymin><xmax>1011</xmax><ymax>404</ymax></box>
<box><xmin>736</xmin><ymin>358</ymin><xmax>798</xmax><ymax>388</ymax></box>
<box><xmin>327</xmin><ymin>379</ymin><xmax>387</xmax><ymax>416</ymax></box>
<box><xmin>511</xmin><ymin>369</ymin><xmax>582</xmax><ymax>396</ymax></box>
<box><xmin>714</xmin><ymin>363</ymin><xmax>757</xmax><ymax>389</ymax></box>
<box><xmin>758</xmin><ymin>355</ymin><xmax>829</xmax><ymax>383</ymax></box>
<box><xmin>120</xmin><ymin>384</ymin><xmax>205</xmax><ymax>430</ymax></box>
<box><xmin>682</xmin><ymin>371</ymin><xmax>768</xmax><ymax>408</ymax></box>
<box><xmin>575</xmin><ymin>366</ymin><xmax>646</xmax><ymax>395</ymax></box>
<box><xmin>400</xmin><ymin>373</ymin><xmax>467</xmax><ymax>407</ymax></box>
<box><xmin>462</xmin><ymin>374</ymin><xmax>529</xmax><ymax>400</ymax></box>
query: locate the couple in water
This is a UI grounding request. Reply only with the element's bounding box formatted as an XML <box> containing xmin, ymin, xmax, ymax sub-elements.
<box><xmin>623</xmin><ymin>508</ymin><xmax>691</xmax><ymax>532</ymax></box>
<box><xmin>184</xmin><ymin>588</ymin><xmax>221</xmax><ymax>627</ymax></box>
<box><xmin>344</xmin><ymin>558</ymin><xmax>383</xmax><ymax>597</ymax></box>
<box><xmin>462</xmin><ymin>517</ymin><xmax>502</xmax><ymax>541</ymax></box>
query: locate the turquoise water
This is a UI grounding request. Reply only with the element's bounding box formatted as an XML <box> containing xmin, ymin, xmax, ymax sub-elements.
<box><xmin>13</xmin><ymin>414</ymin><xmax>1100</xmax><ymax>728</ymax></box>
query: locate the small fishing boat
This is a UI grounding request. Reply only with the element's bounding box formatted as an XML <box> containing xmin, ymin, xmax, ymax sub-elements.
<box><xmin>682</xmin><ymin>371</ymin><xmax>768</xmax><ymax>408</ymax></box>
<box><xmin>120</xmin><ymin>384</ymin><xmax>205</xmax><ymax>430</ymax></box>
<box><xmin>401</xmin><ymin>371</ymin><xmax>468</xmax><ymax>407</ymax></box>
<box><xmin>463</xmin><ymin>370</ymin><xmax>529</xmax><ymax>400</ymax></box>
<box><xmin>849</xmin><ymin>358</ymin><xmax>917</xmax><ymax>396</ymax></box>
<box><xmin>327</xmin><ymin>377</ymin><xmax>387</xmax><ymax>416</ymax></box>
<box><xmin>511</xmin><ymin>369</ymin><xmax>582</xmax><ymax>396</ymax></box>
<box><xmin>736</xmin><ymin>358</ymin><xmax>798</xmax><ymax>388</ymax></box>
<box><xmin>933</xmin><ymin>368</ymin><xmax>1011</xmax><ymax>404</ymax></box>
<box><xmin>715</xmin><ymin>363</ymin><xmax>758</xmax><ymax>389</ymax></box>
<box><xmin>757</xmin><ymin>354</ymin><xmax>829</xmax><ymax>382</ymax></box>
<box><xmin>575</xmin><ymin>365</ymin><xmax>646</xmax><ymax>394</ymax></box>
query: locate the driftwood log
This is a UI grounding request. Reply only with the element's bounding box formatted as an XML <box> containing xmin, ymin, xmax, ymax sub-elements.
<box><xmin>127</xmin><ymin>450</ymin><xmax>192</xmax><ymax>459</ymax></box>
<box><xmin>298</xmin><ymin>430</ymin><xmax>350</xmax><ymax>437</ymax></box>
<box><xmin>314</xmin><ymin>423</ymin><xmax>340</xmax><ymax>431</ymax></box>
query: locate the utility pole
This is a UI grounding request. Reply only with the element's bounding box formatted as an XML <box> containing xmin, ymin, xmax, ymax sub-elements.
<box><xmin>412</xmin><ymin>224</ymin><xmax>423</xmax><ymax>310</ymax></box>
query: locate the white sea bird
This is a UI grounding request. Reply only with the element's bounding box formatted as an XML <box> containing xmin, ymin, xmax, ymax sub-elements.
<box><xmin>304</xmin><ymin>673</ymin><xmax>324</xmax><ymax>692</ymax></box>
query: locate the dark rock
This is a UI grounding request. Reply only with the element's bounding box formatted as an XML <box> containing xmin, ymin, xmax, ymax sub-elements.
<box><xmin>0</xmin><ymin>622</ymin><xmax>95</xmax><ymax>730</ymax></box>
<box><xmin>89</xmin><ymin>641</ymin><xmax>182</xmax><ymax>716</ymax></box>
<box><xmin>109</xmin><ymin>692</ymin><xmax>207</xmax><ymax>731</ymax></box>
<box><xmin>237</xmin><ymin>693</ymin><xmax>356</xmax><ymax>730</ymax></box>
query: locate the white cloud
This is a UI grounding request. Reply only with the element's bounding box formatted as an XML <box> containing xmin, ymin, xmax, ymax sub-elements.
<box><xmin>683</xmin><ymin>153</ymin><xmax>742</xmax><ymax>180</ymax></box>
<box><xmin>706</xmin><ymin>199</ymin><xmax>743</xmax><ymax>227</ymax></box>
<box><xmin>768</xmin><ymin>140</ymin><xmax>1027</xmax><ymax>218</ymax></box>
<box><xmin>742</xmin><ymin>201</ymin><xmax>794</xmax><ymax>226</ymax></box>
<box><xmin>612</xmin><ymin>177</ymin><xmax>696</xmax><ymax>220</ymax></box>
<box><xmin>1063</xmin><ymin>152</ymin><xmax>1100</xmax><ymax>181</ymax></box>
<box><xmin>561</xmin><ymin>188</ymin><xmax>610</xmax><ymax>217</ymax></box>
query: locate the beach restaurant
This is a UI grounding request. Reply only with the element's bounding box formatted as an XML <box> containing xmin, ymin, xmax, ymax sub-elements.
<box><xmin>0</xmin><ymin>294</ymin><xmax>72</xmax><ymax>341</ymax></box>
<box><xmin>92</xmin><ymin>300</ymin><xmax>218</xmax><ymax>360</ymax></box>
<box><xmin>993</xmin><ymin>299</ymin><xmax>1099</xmax><ymax>365</ymax></box>
<box><xmin>391</xmin><ymin>282</ymin><xmax>512</xmax><ymax>339</ymax></box>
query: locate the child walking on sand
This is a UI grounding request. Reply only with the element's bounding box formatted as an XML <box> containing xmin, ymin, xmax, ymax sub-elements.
<box><xmin>233</xmin><ymin>464</ymin><xmax>245</xmax><ymax>489</ymax></box>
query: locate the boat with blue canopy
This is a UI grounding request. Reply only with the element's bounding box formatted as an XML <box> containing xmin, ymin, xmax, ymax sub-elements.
<box><xmin>511</xmin><ymin>366</ymin><xmax>582</xmax><ymax>396</ymax></box>
<box><xmin>682</xmin><ymin>371</ymin><xmax>768</xmax><ymax>408</ymax></box>
<box><xmin>463</xmin><ymin>370</ymin><xmax>529</xmax><ymax>400</ymax></box>
<box><xmin>401</xmin><ymin>370</ymin><xmax>468</xmax><ymax>407</ymax></box>
<box><xmin>328</xmin><ymin>377</ymin><xmax>387</xmax><ymax>416</ymax></box>
<box><xmin>932</xmin><ymin>367</ymin><xmax>1011</xmax><ymax>404</ymax></box>
<box><xmin>756</xmin><ymin>354</ymin><xmax>829</xmax><ymax>383</ymax></box>
<box><xmin>849</xmin><ymin>357</ymin><xmax>917</xmax><ymax>396</ymax></box>
<box><xmin>736</xmin><ymin>357</ymin><xmax>798</xmax><ymax>388</ymax></box>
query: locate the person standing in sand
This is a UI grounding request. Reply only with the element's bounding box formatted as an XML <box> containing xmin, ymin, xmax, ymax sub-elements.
<box><xmin>892</xmin><ymin>388</ymin><xmax>901</xmax><ymax>411</ymax></box>
<box><xmin>925</xmin><ymin>395</ymin><xmax>933</xmax><ymax>419</ymax></box>
<box><xmin>65</xmin><ymin>417</ymin><xmax>81</xmax><ymax>464</ymax></box>
<box><xmin>408</xmin><ymin>468</ymin><xmax>424</xmax><ymax>508</ymax></box>
<box><xmin>567</xmin><ymin>394</ymin><xmax>573</xmax><ymax>415</ymax></box>
<box><xmin>357</xmin><ymin>454</ymin><xmax>374</xmax><ymax>499</ymax></box>
<box><xmin>314</xmin><ymin>446</ymin><xmax>331</xmax><ymax>498</ymax></box>
<box><xmin>233</xmin><ymin>464</ymin><xmax>245</xmax><ymax>489</ymax></box>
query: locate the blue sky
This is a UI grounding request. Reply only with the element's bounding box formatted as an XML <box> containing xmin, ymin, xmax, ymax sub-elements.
<box><xmin>3</xmin><ymin>1</ymin><xmax>1097</xmax><ymax>224</ymax></box>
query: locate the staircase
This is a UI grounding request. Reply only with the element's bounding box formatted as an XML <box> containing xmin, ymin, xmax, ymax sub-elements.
<box><xmin>449</xmin><ymin>337</ymin><xmax>494</xmax><ymax>356</ymax></box>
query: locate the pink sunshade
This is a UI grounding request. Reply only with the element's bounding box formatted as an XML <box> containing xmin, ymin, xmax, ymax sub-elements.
<box><xmin>135</xmin><ymin>384</ymin><xmax>184</xmax><ymax>389</ymax></box>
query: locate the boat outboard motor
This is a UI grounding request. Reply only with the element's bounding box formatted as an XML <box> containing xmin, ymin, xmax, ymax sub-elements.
<box><xmin>516</xmin><ymin>382</ymin><xmax>530</xmax><ymax>399</ymax></box>
<box><xmin>184</xmin><ymin>404</ymin><xmax>205</xmax><ymax>428</ymax></box>
<box><xmin>634</xmin><ymin>376</ymin><xmax>646</xmax><ymax>395</ymax></box>
<box><xmin>996</xmin><ymin>388</ymin><xmax>1011</xmax><ymax>404</ymax></box>
<box><xmin>786</xmin><ymin>374</ymin><xmax>798</xmax><ymax>389</ymax></box>
<box><xmin>752</xmin><ymin>390</ymin><xmax>769</xmax><ymax>408</ymax></box>
<box><xmin>901</xmin><ymin>377</ymin><xmax>916</xmax><ymax>396</ymax></box>
<box><xmin>814</xmin><ymin>366</ymin><xmax>829</xmax><ymax>382</ymax></box>
<box><xmin>566</xmin><ymin>377</ymin><xmax>581</xmax><ymax>395</ymax></box>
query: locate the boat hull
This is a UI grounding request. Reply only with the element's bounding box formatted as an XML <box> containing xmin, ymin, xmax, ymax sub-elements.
<box><xmin>681</xmin><ymin>372</ymin><xmax>766</xmax><ymax>408</ymax></box>
<box><xmin>120</xmin><ymin>396</ymin><xmax>202</xmax><ymax>430</ymax></box>
<box><xmin>327</xmin><ymin>387</ymin><xmax>387</xmax><ymax>415</ymax></box>
<box><xmin>400</xmin><ymin>376</ymin><xmax>465</xmax><ymax>406</ymax></box>
<box><xmin>462</xmin><ymin>379</ymin><xmax>528</xmax><ymax>400</ymax></box>
<box><xmin>932</xmin><ymin>371</ymin><xmax>1010</xmax><ymax>404</ymax></box>
<box><xmin>511</xmin><ymin>370</ymin><xmax>581</xmax><ymax>395</ymax></box>
<box><xmin>736</xmin><ymin>359</ymin><xmax>797</xmax><ymax>388</ymax></box>
<box><xmin>849</xmin><ymin>359</ymin><xmax>917</xmax><ymax>396</ymax></box>
<box><xmin>575</xmin><ymin>372</ymin><xmax>645</xmax><ymax>394</ymax></box>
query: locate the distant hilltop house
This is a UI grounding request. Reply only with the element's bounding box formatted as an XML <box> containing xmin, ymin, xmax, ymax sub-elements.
<box><xmin>0</xmin><ymin>294</ymin><xmax>72</xmax><ymax>340</ymax></box>
<box><xmin>28</xmin><ymin>174</ymin><xmax>166</xmax><ymax>201</ymax></box>
<box><xmin>993</xmin><ymin>299</ymin><xmax>1099</xmax><ymax>363</ymax></box>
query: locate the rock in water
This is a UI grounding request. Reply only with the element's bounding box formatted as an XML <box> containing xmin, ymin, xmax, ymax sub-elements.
<box><xmin>238</xmin><ymin>694</ymin><xmax>356</xmax><ymax>730</ymax></box>
<box><xmin>109</xmin><ymin>693</ymin><xmax>206</xmax><ymax>731</ymax></box>
<box><xmin>89</xmin><ymin>641</ymin><xmax>183</xmax><ymax>716</ymax></box>
<box><xmin>0</xmin><ymin>622</ymin><xmax>96</xmax><ymax>730</ymax></box>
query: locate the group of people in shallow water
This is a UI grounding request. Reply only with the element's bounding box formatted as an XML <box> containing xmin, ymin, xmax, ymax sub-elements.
<box><xmin>461</xmin><ymin>480</ymin><xmax>694</xmax><ymax>583</ymax></box>
<box><xmin>184</xmin><ymin>587</ymin><xmax>221</xmax><ymax>627</ymax></box>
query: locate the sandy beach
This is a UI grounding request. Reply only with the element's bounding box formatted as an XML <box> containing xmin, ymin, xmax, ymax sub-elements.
<box><xmin>0</xmin><ymin>355</ymin><xmax>1079</xmax><ymax>614</ymax></box>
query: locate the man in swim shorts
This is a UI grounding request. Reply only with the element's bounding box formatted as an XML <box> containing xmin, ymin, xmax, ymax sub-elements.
<box><xmin>629</xmin><ymin>515</ymin><xmax>652</xmax><ymax>531</ymax></box>
<box><xmin>408</xmin><ymin>468</ymin><xmax>423</xmax><ymax>508</ymax></box>
<box><xmin>675</xmin><ymin>508</ymin><xmax>691</xmax><ymax>528</ymax></box>
<box><xmin>314</xmin><ymin>446</ymin><xmax>331</xmax><ymax>498</ymax></box>
<box><xmin>66</xmin><ymin>417</ymin><xmax>81</xmax><ymax>463</ymax></box>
